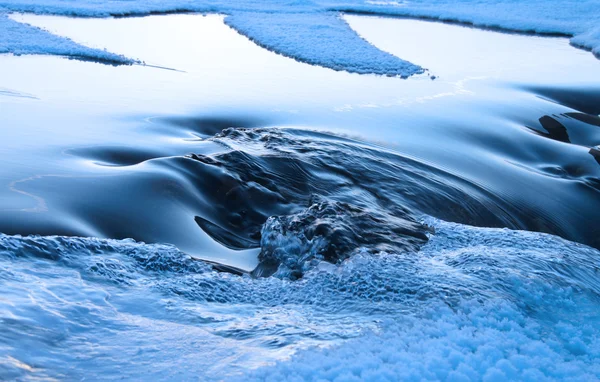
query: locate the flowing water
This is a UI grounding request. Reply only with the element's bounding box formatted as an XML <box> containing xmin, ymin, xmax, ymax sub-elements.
<box><xmin>1</xmin><ymin>13</ymin><xmax>600</xmax><ymax>380</ymax></box>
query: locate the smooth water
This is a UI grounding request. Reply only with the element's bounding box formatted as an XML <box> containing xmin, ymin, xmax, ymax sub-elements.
<box><xmin>1</xmin><ymin>13</ymin><xmax>600</xmax><ymax>380</ymax></box>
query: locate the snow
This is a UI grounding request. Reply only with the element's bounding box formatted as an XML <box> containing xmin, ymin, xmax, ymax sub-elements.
<box><xmin>0</xmin><ymin>13</ymin><xmax>131</xmax><ymax>63</ymax></box>
<box><xmin>330</xmin><ymin>0</ymin><xmax>600</xmax><ymax>58</ymax></box>
<box><xmin>1</xmin><ymin>0</ymin><xmax>599</xmax><ymax>76</ymax></box>
<box><xmin>224</xmin><ymin>12</ymin><xmax>421</xmax><ymax>77</ymax></box>
<box><xmin>571</xmin><ymin>27</ymin><xmax>600</xmax><ymax>57</ymax></box>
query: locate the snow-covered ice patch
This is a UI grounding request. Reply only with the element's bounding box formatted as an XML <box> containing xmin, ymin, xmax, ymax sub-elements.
<box><xmin>0</xmin><ymin>13</ymin><xmax>131</xmax><ymax>63</ymax></box>
<box><xmin>1</xmin><ymin>0</ymin><xmax>599</xmax><ymax>76</ymax></box>
<box><xmin>224</xmin><ymin>12</ymin><xmax>421</xmax><ymax>77</ymax></box>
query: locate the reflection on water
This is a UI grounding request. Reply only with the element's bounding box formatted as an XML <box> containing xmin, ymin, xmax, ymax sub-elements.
<box><xmin>1</xmin><ymin>14</ymin><xmax>599</xmax><ymax>265</ymax></box>
<box><xmin>346</xmin><ymin>15</ymin><xmax>599</xmax><ymax>81</ymax></box>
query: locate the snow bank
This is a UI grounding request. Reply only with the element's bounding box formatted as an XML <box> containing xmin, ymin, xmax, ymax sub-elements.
<box><xmin>330</xmin><ymin>0</ymin><xmax>600</xmax><ymax>58</ymax></box>
<box><xmin>1</xmin><ymin>0</ymin><xmax>598</xmax><ymax>76</ymax></box>
<box><xmin>0</xmin><ymin>14</ymin><xmax>131</xmax><ymax>63</ymax></box>
<box><xmin>224</xmin><ymin>11</ymin><xmax>421</xmax><ymax>77</ymax></box>
<box><xmin>571</xmin><ymin>27</ymin><xmax>600</xmax><ymax>57</ymax></box>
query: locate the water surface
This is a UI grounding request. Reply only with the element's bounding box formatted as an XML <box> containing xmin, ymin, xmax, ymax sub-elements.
<box><xmin>1</xmin><ymin>13</ymin><xmax>600</xmax><ymax>380</ymax></box>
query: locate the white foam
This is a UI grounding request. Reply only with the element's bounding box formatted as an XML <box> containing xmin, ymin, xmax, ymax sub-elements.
<box><xmin>2</xmin><ymin>218</ymin><xmax>599</xmax><ymax>379</ymax></box>
<box><xmin>246</xmin><ymin>219</ymin><xmax>600</xmax><ymax>380</ymax></box>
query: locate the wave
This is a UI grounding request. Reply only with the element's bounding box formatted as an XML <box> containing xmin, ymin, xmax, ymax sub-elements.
<box><xmin>1</xmin><ymin>85</ymin><xmax>600</xmax><ymax>378</ymax></box>
<box><xmin>1</xmin><ymin>217</ymin><xmax>599</xmax><ymax>380</ymax></box>
<box><xmin>4</xmin><ymin>114</ymin><xmax>600</xmax><ymax>276</ymax></box>
<box><xmin>185</xmin><ymin>124</ymin><xmax>600</xmax><ymax>276</ymax></box>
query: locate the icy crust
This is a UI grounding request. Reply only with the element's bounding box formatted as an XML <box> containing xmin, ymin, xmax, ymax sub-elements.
<box><xmin>224</xmin><ymin>12</ymin><xmax>422</xmax><ymax>77</ymax></box>
<box><xmin>572</xmin><ymin>27</ymin><xmax>600</xmax><ymax>57</ymax></box>
<box><xmin>0</xmin><ymin>14</ymin><xmax>131</xmax><ymax>63</ymax></box>
<box><xmin>0</xmin><ymin>0</ymin><xmax>423</xmax><ymax>76</ymax></box>
<box><xmin>331</xmin><ymin>0</ymin><xmax>600</xmax><ymax>36</ymax></box>
<box><xmin>363</xmin><ymin>0</ymin><xmax>600</xmax><ymax>59</ymax></box>
<box><xmin>2</xmin><ymin>1</ymin><xmax>600</xmax><ymax>75</ymax></box>
<box><xmin>330</xmin><ymin>0</ymin><xmax>600</xmax><ymax>58</ymax></box>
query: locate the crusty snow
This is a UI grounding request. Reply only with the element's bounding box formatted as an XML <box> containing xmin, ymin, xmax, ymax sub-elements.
<box><xmin>1</xmin><ymin>0</ymin><xmax>599</xmax><ymax>76</ymax></box>
<box><xmin>0</xmin><ymin>14</ymin><xmax>130</xmax><ymax>63</ymax></box>
<box><xmin>224</xmin><ymin>12</ymin><xmax>421</xmax><ymax>77</ymax></box>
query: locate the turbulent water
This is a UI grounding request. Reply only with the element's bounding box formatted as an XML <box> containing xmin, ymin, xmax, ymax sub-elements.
<box><xmin>2</xmin><ymin>218</ymin><xmax>600</xmax><ymax>380</ymax></box>
<box><xmin>1</xmin><ymin>13</ymin><xmax>600</xmax><ymax>381</ymax></box>
<box><xmin>2</xmin><ymin>119</ymin><xmax>600</xmax><ymax>380</ymax></box>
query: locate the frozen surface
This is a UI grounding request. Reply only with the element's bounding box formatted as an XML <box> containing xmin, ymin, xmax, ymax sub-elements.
<box><xmin>224</xmin><ymin>12</ymin><xmax>420</xmax><ymax>77</ymax></box>
<box><xmin>0</xmin><ymin>14</ymin><xmax>130</xmax><ymax>63</ymax></box>
<box><xmin>1</xmin><ymin>0</ymin><xmax>600</xmax><ymax>76</ymax></box>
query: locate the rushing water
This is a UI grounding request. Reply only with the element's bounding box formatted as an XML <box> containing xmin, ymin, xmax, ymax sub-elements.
<box><xmin>1</xmin><ymin>13</ymin><xmax>600</xmax><ymax>380</ymax></box>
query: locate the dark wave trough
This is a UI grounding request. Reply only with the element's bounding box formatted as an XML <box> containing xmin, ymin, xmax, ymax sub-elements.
<box><xmin>4</xmin><ymin>89</ymin><xmax>600</xmax><ymax>277</ymax></box>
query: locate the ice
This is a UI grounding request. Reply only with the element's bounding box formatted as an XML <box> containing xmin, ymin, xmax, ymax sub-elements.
<box><xmin>572</xmin><ymin>27</ymin><xmax>600</xmax><ymax>57</ymax></box>
<box><xmin>330</xmin><ymin>0</ymin><xmax>600</xmax><ymax>59</ymax></box>
<box><xmin>1</xmin><ymin>0</ymin><xmax>599</xmax><ymax>76</ymax></box>
<box><xmin>0</xmin><ymin>13</ymin><xmax>131</xmax><ymax>63</ymax></box>
<box><xmin>224</xmin><ymin>12</ymin><xmax>421</xmax><ymax>77</ymax></box>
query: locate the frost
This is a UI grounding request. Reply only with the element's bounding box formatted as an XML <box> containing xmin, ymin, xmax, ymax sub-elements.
<box><xmin>0</xmin><ymin>13</ymin><xmax>132</xmax><ymax>63</ymax></box>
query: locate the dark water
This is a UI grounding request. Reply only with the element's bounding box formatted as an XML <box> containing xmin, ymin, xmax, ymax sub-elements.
<box><xmin>1</xmin><ymin>13</ymin><xmax>600</xmax><ymax>380</ymax></box>
<box><xmin>3</xmin><ymin>88</ymin><xmax>600</xmax><ymax>275</ymax></box>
